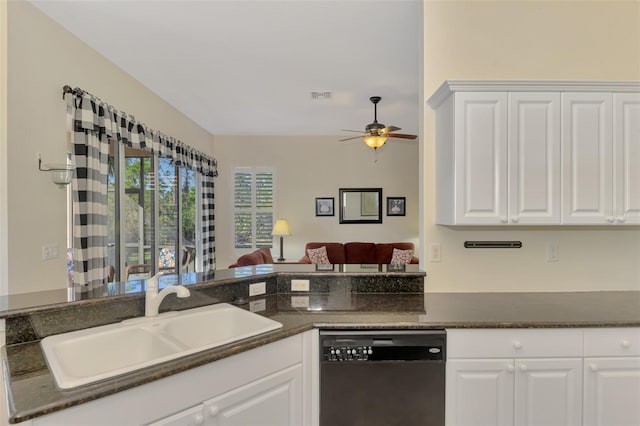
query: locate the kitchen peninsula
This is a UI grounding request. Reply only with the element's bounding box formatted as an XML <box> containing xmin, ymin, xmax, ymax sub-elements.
<box><xmin>1</xmin><ymin>265</ymin><xmax>639</xmax><ymax>425</ymax></box>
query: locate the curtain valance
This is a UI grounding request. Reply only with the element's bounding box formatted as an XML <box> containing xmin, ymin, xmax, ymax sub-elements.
<box><xmin>69</xmin><ymin>89</ymin><xmax>218</xmax><ymax>177</ymax></box>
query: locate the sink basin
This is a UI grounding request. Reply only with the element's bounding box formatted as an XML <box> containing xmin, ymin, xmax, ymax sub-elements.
<box><xmin>41</xmin><ymin>304</ymin><xmax>282</xmax><ymax>389</ymax></box>
<box><xmin>159</xmin><ymin>303</ymin><xmax>283</xmax><ymax>349</ymax></box>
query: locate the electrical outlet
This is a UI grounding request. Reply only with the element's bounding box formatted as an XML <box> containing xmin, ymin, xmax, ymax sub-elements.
<box><xmin>291</xmin><ymin>279</ymin><xmax>310</xmax><ymax>292</ymax></box>
<box><xmin>290</xmin><ymin>296</ymin><xmax>310</xmax><ymax>308</ymax></box>
<box><xmin>249</xmin><ymin>299</ymin><xmax>266</xmax><ymax>312</ymax></box>
<box><xmin>249</xmin><ymin>282</ymin><xmax>266</xmax><ymax>296</ymax></box>
<box><xmin>42</xmin><ymin>243</ymin><xmax>59</xmax><ymax>261</ymax></box>
<box><xmin>429</xmin><ymin>243</ymin><xmax>441</xmax><ymax>262</ymax></box>
<box><xmin>547</xmin><ymin>242</ymin><xmax>559</xmax><ymax>262</ymax></box>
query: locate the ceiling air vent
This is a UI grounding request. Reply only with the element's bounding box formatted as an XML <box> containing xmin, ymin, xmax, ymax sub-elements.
<box><xmin>311</xmin><ymin>91</ymin><xmax>332</xmax><ymax>100</ymax></box>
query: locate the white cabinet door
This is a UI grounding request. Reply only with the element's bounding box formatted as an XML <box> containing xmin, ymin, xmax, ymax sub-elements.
<box><xmin>508</xmin><ymin>93</ymin><xmax>561</xmax><ymax>224</ymax></box>
<box><xmin>203</xmin><ymin>364</ymin><xmax>302</xmax><ymax>426</ymax></box>
<box><xmin>583</xmin><ymin>357</ymin><xmax>640</xmax><ymax>426</ymax></box>
<box><xmin>514</xmin><ymin>358</ymin><xmax>582</xmax><ymax>426</ymax></box>
<box><xmin>146</xmin><ymin>406</ymin><xmax>204</xmax><ymax>426</ymax></box>
<box><xmin>454</xmin><ymin>92</ymin><xmax>508</xmax><ymax>224</ymax></box>
<box><xmin>561</xmin><ymin>93</ymin><xmax>614</xmax><ymax>224</ymax></box>
<box><xmin>446</xmin><ymin>359</ymin><xmax>514</xmax><ymax>426</ymax></box>
<box><xmin>613</xmin><ymin>93</ymin><xmax>640</xmax><ymax>224</ymax></box>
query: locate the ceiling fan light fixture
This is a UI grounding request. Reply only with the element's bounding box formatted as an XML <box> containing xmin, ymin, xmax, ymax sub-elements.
<box><xmin>363</xmin><ymin>135</ymin><xmax>387</xmax><ymax>149</ymax></box>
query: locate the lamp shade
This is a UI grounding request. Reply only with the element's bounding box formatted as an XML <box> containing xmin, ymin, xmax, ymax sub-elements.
<box><xmin>363</xmin><ymin>135</ymin><xmax>387</xmax><ymax>149</ymax></box>
<box><xmin>271</xmin><ymin>219</ymin><xmax>291</xmax><ymax>236</ymax></box>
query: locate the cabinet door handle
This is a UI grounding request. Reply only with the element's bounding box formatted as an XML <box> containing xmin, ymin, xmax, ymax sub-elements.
<box><xmin>519</xmin><ymin>364</ymin><xmax>527</xmax><ymax>372</ymax></box>
<box><xmin>193</xmin><ymin>414</ymin><xmax>205</xmax><ymax>426</ymax></box>
<box><xmin>617</xmin><ymin>217</ymin><xmax>626</xmax><ymax>223</ymax></box>
<box><xmin>621</xmin><ymin>339</ymin><xmax>631</xmax><ymax>349</ymax></box>
<box><xmin>513</xmin><ymin>340</ymin><xmax>522</xmax><ymax>350</ymax></box>
<box><xmin>590</xmin><ymin>363</ymin><xmax>598</xmax><ymax>372</ymax></box>
<box><xmin>500</xmin><ymin>217</ymin><xmax>508</xmax><ymax>224</ymax></box>
<box><xmin>507</xmin><ymin>364</ymin><xmax>515</xmax><ymax>373</ymax></box>
<box><xmin>208</xmin><ymin>406</ymin><xmax>220</xmax><ymax>417</ymax></box>
<box><xmin>512</xmin><ymin>217</ymin><xmax>519</xmax><ymax>224</ymax></box>
<box><xmin>606</xmin><ymin>216</ymin><xmax>615</xmax><ymax>223</ymax></box>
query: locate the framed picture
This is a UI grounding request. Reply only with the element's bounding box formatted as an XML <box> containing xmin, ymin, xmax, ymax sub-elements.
<box><xmin>387</xmin><ymin>197</ymin><xmax>406</xmax><ymax>216</ymax></box>
<box><xmin>315</xmin><ymin>197</ymin><xmax>334</xmax><ymax>216</ymax></box>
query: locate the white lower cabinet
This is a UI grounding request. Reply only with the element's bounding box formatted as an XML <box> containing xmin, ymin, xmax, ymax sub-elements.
<box><xmin>30</xmin><ymin>330</ymin><xmax>319</xmax><ymax>426</ymax></box>
<box><xmin>446</xmin><ymin>359</ymin><xmax>514</xmax><ymax>426</ymax></box>
<box><xmin>447</xmin><ymin>328</ymin><xmax>640</xmax><ymax>426</ymax></box>
<box><xmin>148</xmin><ymin>365</ymin><xmax>302</xmax><ymax>426</ymax></box>
<box><xmin>582</xmin><ymin>328</ymin><xmax>640</xmax><ymax>426</ymax></box>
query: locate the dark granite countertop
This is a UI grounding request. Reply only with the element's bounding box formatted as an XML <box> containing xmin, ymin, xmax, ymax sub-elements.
<box><xmin>2</xmin><ymin>277</ymin><xmax>639</xmax><ymax>423</ymax></box>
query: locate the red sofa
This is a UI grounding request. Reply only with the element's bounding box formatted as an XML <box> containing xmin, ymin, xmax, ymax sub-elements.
<box><xmin>228</xmin><ymin>247</ymin><xmax>274</xmax><ymax>268</ymax></box>
<box><xmin>299</xmin><ymin>242</ymin><xmax>418</xmax><ymax>264</ymax></box>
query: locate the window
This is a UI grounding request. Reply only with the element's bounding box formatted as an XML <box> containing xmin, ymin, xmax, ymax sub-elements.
<box><xmin>101</xmin><ymin>143</ymin><xmax>200</xmax><ymax>283</ymax></box>
<box><xmin>234</xmin><ymin>167</ymin><xmax>274</xmax><ymax>250</ymax></box>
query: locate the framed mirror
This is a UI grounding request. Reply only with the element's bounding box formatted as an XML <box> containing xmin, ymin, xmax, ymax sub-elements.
<box><xmin>339</xmin><ymin>188</ymin><xmax>383</xmax><ymax>224</ymax></box>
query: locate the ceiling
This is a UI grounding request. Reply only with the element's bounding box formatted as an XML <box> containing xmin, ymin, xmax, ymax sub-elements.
<box><xmin>31</xmin><ymin>0</ymin><xmax>422</xmax><ymax>136</ymax></box>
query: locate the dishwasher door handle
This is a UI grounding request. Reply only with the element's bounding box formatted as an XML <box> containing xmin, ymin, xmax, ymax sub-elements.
<box><xmin>372</xmin><ymin>338</ymin><xmax>394</xmax><ymax>346</ymax></box>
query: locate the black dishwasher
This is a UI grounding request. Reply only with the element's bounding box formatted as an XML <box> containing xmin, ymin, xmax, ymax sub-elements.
<box><xmin>320</xmin><ymin>330</ymin><xmax>446</xmax><ymax>426</ymax></box>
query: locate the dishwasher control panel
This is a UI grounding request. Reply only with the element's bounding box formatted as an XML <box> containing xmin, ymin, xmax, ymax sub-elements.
<box><xmin>324</xmin><ymin>346</ymin><xmax>373</xmax><ymax>362</ymax></box>
<box><xmin>320</xmin><ymin>330</ymin><xmax>446</xmax><ymax>363</ymax></box>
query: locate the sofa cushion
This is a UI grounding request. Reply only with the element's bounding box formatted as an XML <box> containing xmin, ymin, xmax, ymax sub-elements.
<box><xmin>376</xmin><ymin>243</ymin><xmax>416</xmax><ymax>264</ymax></box>
<box><xmin>305</xmin><ymin>243</ymin><xmax>346</xmax><ymax>264</ymax></box>
<box><xmin>344</xmin><ymin>242</ymin><xmax>377</xmax><ymax>264</ymax></box>
<box><xmin>307</xmin><ymin>246</ymin><xmax>330</xmax><ymax>264</ymax></box>
<box><xmin>258</xmin><ymin>247</ymin><xmax>274</xmax><ymax>263</ymax></box>
<box><xmin>390</xmin><ymin>248</ymin><xmax>414</xmax><ymax>265</ymax></box>
<box><xmin>236</xmin><ymin>250</ymin><xmax>265</xmax><ymax>267</ymax></box>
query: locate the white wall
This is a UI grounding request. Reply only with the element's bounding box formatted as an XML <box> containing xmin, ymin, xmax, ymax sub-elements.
<box><xmin>5</xmin><ymin>1</ymin><xmax>215</xmax><ymax>295</ymax></box>
<box><xmin>214</xmin><ymin>135</ymin><xmax>419</xmax><ymax>268</ymax></box>
<box><xmin>422</xmin><ymin>0</ymin><xmax>640</xmax><ymax>292</ymax></box>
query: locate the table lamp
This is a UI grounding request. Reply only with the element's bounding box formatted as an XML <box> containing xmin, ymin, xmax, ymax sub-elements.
<box><xmin>271</xmin><ymin>219</ymin><xmax>291</xmax><ymax>262</ymax></box>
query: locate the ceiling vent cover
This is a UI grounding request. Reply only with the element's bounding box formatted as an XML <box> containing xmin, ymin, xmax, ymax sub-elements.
<box><xmin>311</xmin><ymin>91</ymin><xmax>332</xmax><ymax>100</ymax></box>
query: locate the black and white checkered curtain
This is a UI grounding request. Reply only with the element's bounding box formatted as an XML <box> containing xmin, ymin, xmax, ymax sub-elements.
<box><xmin>201</xmin><ymin>174</ymin><xmax>216</xmax><ymax>270</ymax></box>
<box><xmin>67</xmin><ymin>89</ymin><xmax>218</xmax><ymax>288</ymax></box>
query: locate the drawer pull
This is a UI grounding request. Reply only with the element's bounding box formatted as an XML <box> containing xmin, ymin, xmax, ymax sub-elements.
<box><xmin>193</xmin><ymin>414</ymin><xmax>205</xmax><ymax>426</ymax></box>
<box><xmin>507</xmin><ymin>364</ymin><xmax>515</xmax><ymax>373</ymax></box>
<box><xmin>513</xmin><ymin>340</ymin><xmax>523</xmax><ymax>350</ymax></box>
<box><xmin>519</xmin><ymin>364</ymin><xmax>527</xmax><ymax>372</ymax></box>
<box><xmin>590</xmin><ymin>363</ymin><xmax>598</xmax><ymax>372</ymax></box>
<box><xmin>621</xmin><ymin>339</ymin><xmax>631</xmax><ymax>349</ymax></box>
<box><xmin>208</xmin><ymin>406</ymin><xmax>220</xmax><ymax>417</ymax></box>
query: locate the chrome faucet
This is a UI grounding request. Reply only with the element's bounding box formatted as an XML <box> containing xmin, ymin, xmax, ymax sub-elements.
<box><xmin>145</xmin><ymin>272</ymin><xmax>191</xmax><ymax>317</ymax></box>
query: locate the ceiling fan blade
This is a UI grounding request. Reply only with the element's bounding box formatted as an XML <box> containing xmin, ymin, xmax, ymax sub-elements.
<box><xmin>339</xmin><ymin>135</ymin><xmax>364</xmax><ymax>142</ymax></box>
<box><xmin>341</xmin><ymin>129</ymin><xmax>366</xmax><ymax>133</ymax></box>
<box><xmin>385</xmin><ymin>125</ymin><xmax>401</xmax><ymax>133</ymax></box>
<box><xmin>387</xmin><ymin>133</ymin><xmax>418</xmax><ymax>140</ymax></box>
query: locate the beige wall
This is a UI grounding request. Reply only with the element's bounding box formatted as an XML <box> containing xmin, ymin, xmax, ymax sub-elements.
<box><xmin>5</xmin><ymin>1</ymin><xmax>214</xmax><ymax>295</ymax></box>
<box><xmin>422</xmin><ymin>0</ymin><xmax>640</xmax><ymax>292</ymax></box>
<box><xmin>214</xmin><ymin>135</ymin><xmax>419</xmax><ymax>268</ymax></box>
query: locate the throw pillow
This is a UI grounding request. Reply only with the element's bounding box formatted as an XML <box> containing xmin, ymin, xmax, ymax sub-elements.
<box><xmin>390</xmin><ymin>248</ymin><xmax>413</xmax><ymax>265</ymax></box>
<box><xmin>307</xmin><ymin>246</ymin><xmax>330</xmax><ymax>264</ymax></box>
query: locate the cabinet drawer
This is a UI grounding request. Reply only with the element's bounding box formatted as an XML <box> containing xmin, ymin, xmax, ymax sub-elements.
<box><xmin>447</xmin><ymin>329</ymin><xmax>582</xmax><ymax>358</ymax></box>
<box><xmin>584</xmin><ymin>328</ymin><xmax>640</xmax><ymax>357</ymax></box>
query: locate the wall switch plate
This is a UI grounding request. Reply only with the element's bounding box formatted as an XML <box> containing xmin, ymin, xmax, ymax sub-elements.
<box><xmin>547</xmin><ymin>242</ymin><xmax>559</xmax><ymax>262</ymax></box>
<box><xmin>429</xmin><ymin>243</ymin><xmax>441</xmax><ymax>262</ymax></box>
<box><xmin>291</xmin><ymin>279</ymin><xmax>310</xmax><ymax>291</ymax></box>
<box><xmin>249</xmin><ymin>282</ymin><xmax>266</xmax><ymax>296</ymax></box>
<box><xmin>42</xmin><ymin>243</ymin><xmax>59</xmax><ymax>261</ymax></box>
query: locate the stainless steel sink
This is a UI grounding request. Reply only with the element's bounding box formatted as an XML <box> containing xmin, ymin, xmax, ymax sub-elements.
<box><xmin>40</xmin><ymin>303</ymin><xmax>282</xmax><ymax>389</ymax></box>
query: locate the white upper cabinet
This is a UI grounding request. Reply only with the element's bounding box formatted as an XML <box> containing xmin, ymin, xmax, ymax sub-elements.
<box><xmin>509</xmin><ymin>92</ymin><xmax>561</xmax><ymax>224</ymax></box>
<box><xmin>562</xmin><ymin>93</ymin><xmax>614</xmax><ymax>224</ymax></box>
<box><xmin>453</xmin><ymin>92</ymin><xmax>508</xmax><ymax>224</ymax></box>
<box><xmin>428</xmin><ymin>80</ymin><xmax>640</xmax><ymax>226</ymax></box>
<box><xmin>614</xmin><ymin>93</ymin><xmax>640</xmax><ymax>224</ymax></box>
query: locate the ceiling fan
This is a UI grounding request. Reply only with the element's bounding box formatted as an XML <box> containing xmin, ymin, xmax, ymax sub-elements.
<box><xmin>340</xmin><ymin>96</ymin><xmax>417</xmax><ymax>150</ymax></box>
